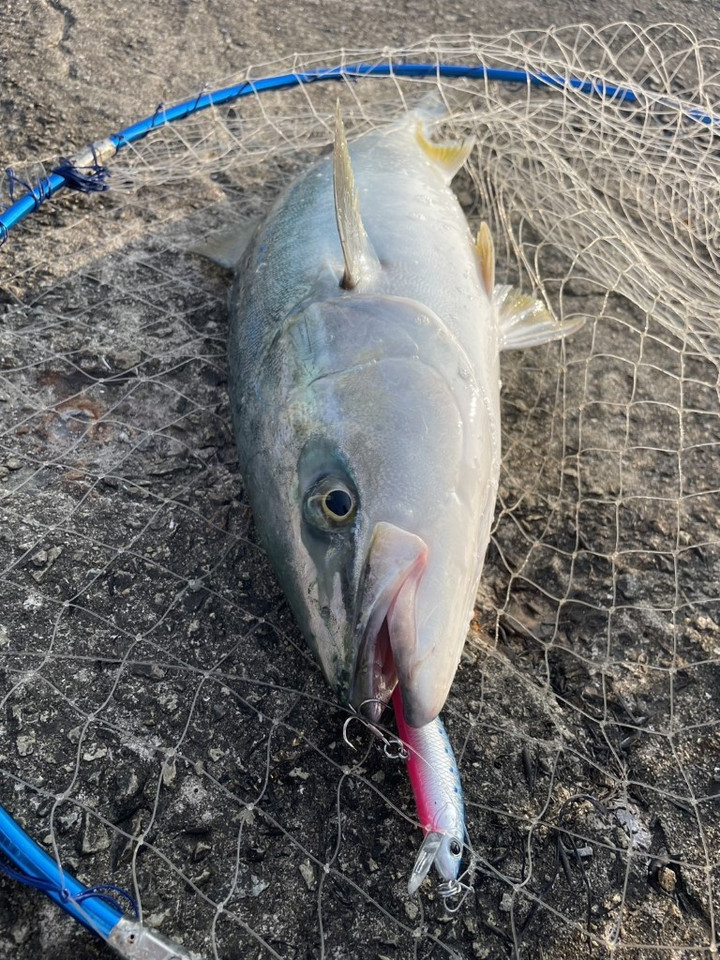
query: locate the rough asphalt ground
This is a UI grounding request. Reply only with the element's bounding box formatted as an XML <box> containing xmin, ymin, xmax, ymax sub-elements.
<box><xmin>2</xmin><ymin>3</ymin><xmax>720</xmax><ymax>960</ymax></box>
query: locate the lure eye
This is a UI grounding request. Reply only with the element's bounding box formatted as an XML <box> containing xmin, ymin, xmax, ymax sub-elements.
<box><xmin>449</xmin><ymin>839</ymin><xmax>462</xmax><ymax>858</ymax></box>
<box><xmin>304</xmin><ymin>476</ymin><xmax>358</xmax><ymax>529</ymax></box>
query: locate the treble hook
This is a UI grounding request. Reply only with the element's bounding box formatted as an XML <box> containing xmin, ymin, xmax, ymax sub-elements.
<box><xmin>438</xmin><ymin>854</ymin><xmax>476</xmax><ymax>914</ymax></box>
<box><xmin>342</xmin><ymin>714</ymin><xmax>362</xmax><ymax>752</ymax></box>
<box><xmin>342</xmin><ymin>700</ymin><xmax>409</xmax><ymax>760</ymax></box>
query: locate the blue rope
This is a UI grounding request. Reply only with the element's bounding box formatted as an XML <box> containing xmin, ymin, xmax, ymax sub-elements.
<box><xmin>0</xmin><ymin>803</ymin><xmax>125</xmax><ymax>939</ymax></box>
<box><xmin>5</xmin><ymin>168</ymin><xmax>53</xmax><ymax>209</ymax></box>
<box><xmin>1</xmin><ymin>59</ymin><xmax>718</xmax><ymax>245</ymax></box>
<box><xmin>0</xmin><ymin>856</ymin><xmax>63</xmax><ymax>893</ymax></box>
<box><xmin>71</xmin><ymin>883</ymin><xmax>139</xmax><ymax>917</ymax></box>
<box><xmin>0</xmin><ymin>858</ymin><xmax>138</xmax><ymax>916</ymax></box>
<box><xmin>51</xmin><ymin>144</ymin><xmax>111</xmax><ymax>194</ymax></box>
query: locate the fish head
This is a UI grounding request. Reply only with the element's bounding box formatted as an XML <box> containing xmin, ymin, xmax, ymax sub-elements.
<box><xmin>243</xmin><ymin>293</ymin><xmax>499</xmax><ymax>728</ymax></box>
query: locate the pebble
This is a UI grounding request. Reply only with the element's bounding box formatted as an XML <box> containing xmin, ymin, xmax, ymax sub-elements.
<box><xmin>58</xmin><ymin>808</ymin><xmax>80</xmax><ymax>832</ymax></box>
<box><xmin>246</xmin><ymin>875</ymin><xmax>269</xmax><ymax>898</ymax></box>
<box><xmin>17</xmin><ymin>733</ymin><xmax>35</xmax><ymax>756</ymax></box>
<box><xmin>658</xmin><ymin>866</ymin><xmax>677</xmax><ymax>893</ymax></box>
<box><xmin>162</xmin><ymin>756</ymin><xmax>177</xmax><ymax>786</ymax></box>
<box><xmin>404</xmin><ymin>900</ymin><xmax>419</xmax><ymax>920</ymax></box>
<box><xmin>30</xmin><ymin>545</ymin><xmax>63</xmax><ymax>582</ymax></box>
<box><xmin>499</xmin><ymin>891</ymin><xmax>514</xmax><ymax>912</ymax></box>
<box><xmin>192</xmin><ymin>867</ymin><xmax>212</xmax><ymax>887</ymax></box>
<box><xmin>299</xmin><ymin>860</ymin><xmax>315</xmax><ymax>889</ymax></box>
<box><xmin>193</xmin><ymin>841</ymin><xmax>212</xmax><ymax>863</ymax></box>
<box><xmin>80</xmin><ymin>817</ymin><xmax>111</xmax><ymax>854</ymax></box>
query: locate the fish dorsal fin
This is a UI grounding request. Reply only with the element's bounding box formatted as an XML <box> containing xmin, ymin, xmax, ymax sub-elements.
<box><xmin>333</xmin><ymin>102</ymin><xmax>380</xmax><ymax>290</ymax></box>
<box><xmin>474</xmin><ymin>222</ymin><xmax>495</xmax><ymax>297</ymax></box>
<box><xmin>496</xmin><ymin>285</ymin><xmax>586</xmax><ymax>351</ymax></box>
<box><xmin>415</xmin><ymin>124</ymin><xmax>475</xmax><ymax>182</ymax></box>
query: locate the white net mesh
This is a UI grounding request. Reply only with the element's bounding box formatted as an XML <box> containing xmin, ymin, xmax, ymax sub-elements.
<box><xmin>1</xmin><ymin>23</ymin><xmax>718</xmax><ymax>960</ymax></box>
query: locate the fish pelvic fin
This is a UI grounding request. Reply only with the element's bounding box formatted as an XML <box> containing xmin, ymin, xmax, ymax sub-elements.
<box><xmin>415</xmin><ymin>123</ymin><xmax>475</xmax><ymax>182</ymax></box>
<box><xmin>333</xmin><ymin>101</ymin><xmax>380</xmax><ymax>290</ymax></box>
<box><xmin>496</xmin><ymin>285</ymin><xmax>585</xmax><ymax>351</ymax></box>
<box><xmin>474</xmin><ymin>222</ymin><xmax>495</xmax><ymax>298</ymax></box>
<box><xmin>188</xmin><ymin>221</ymin><xmax>257</xmax><ymax>270</ymax></box>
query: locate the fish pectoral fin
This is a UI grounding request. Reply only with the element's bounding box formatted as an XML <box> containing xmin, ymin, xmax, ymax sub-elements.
<box><xmin>474</xmin><ymin>222</ymin><xmax>495</xmax><ymax>297</ymax></box>
<box><xmin>496</xmin><ymin>285</ymin><xmax>585</xmax><ymax>351</ymax></box>
<box><xmin>333</xmin><ymin>101</ymin><xmax>380</xmax><ymax>290</ymax></box>
<box><xmin>188</xmin><ymin>221</ymin><xmax>257</xmax><ymax>270</ymax></box>
<box><xmin>415</xmin><ymin>123</ymin><xmax>475</xmax><ymax>182</ymax></box>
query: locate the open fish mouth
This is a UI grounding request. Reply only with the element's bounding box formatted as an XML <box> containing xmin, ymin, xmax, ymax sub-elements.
<box><xmin>353</xmin><ymin>617</ymin><xmax>397</xmax><ymax>723</ymax></box>
<box><xmin>350</xmin><ymin>522</ymin><xmax>428</xmax><ymax>724</ymax></box>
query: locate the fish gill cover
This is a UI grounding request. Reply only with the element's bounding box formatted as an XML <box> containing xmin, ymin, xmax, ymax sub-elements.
<box><xmin>0</xmin><ymin>24</ymin><xmax>719</xmax><ymax>960</ymax></box>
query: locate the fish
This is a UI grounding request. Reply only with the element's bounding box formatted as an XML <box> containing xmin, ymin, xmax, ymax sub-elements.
<box><xmin>225</xmin><ymin>102</ymin><xmax>582</xmax><ymax>728</ymax></box>
<box><xmin>391</xmin><ymin>688</ymin><xmax>465</xmax><ymax>899</ymax></box>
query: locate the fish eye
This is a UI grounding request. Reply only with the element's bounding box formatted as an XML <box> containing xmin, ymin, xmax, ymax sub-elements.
<box><xmin>323</xmin><ymin>487</ymin><xmax>353</xmax><ymax>520</ymax></box>
<box><xmin>304</xmin><ymin>476</ymin><xmax>358</xmax><ymax>529</ymax></box>
<box><xmin>449</xmin><ymin>839</ymin><xmax>462</xmax><ymax>858</ymax></box>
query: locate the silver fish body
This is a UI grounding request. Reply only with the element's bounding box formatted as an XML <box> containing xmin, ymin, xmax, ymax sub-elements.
<box><xmin>227</xmin><ymin>109</ymin><xmax>580</xmax><ymax>727</ymax></box>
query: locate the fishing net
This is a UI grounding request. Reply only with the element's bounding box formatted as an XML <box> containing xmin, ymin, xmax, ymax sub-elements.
<box><xmin>1</xmin><ymin>21</ymin><xmax>718</xmax><ymax>960</ymax></box>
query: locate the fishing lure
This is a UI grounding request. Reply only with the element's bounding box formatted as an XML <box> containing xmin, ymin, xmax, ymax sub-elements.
<box><xmin>391</xmin><ymin>687</ymin><xmax>465</xmax><ymax>900</ymax></box>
